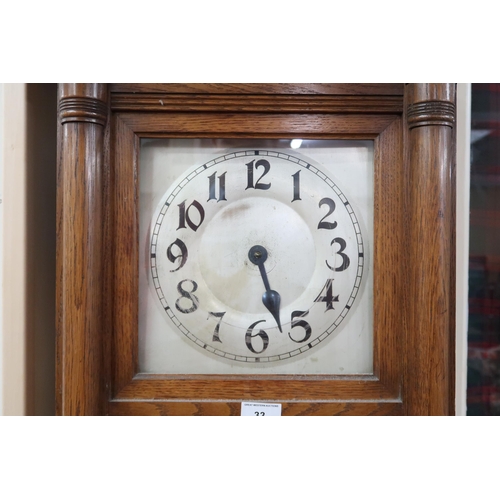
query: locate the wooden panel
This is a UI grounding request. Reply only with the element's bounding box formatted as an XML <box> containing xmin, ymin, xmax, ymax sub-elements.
<box><xmin>109</xmin><ymin>400</ymin><xmax>403</xmax><ymax>416</ymax></box>
<box><xmin>110</xmin><ymin>83</ymin><xmax>405</xmax><ymax>96</ymax></box>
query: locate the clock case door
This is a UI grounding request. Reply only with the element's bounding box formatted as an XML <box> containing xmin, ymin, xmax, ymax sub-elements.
<box><xmin>56</xmin><ymin>83</ymin><xmax>456</xmax><ymax>416</ymax></box>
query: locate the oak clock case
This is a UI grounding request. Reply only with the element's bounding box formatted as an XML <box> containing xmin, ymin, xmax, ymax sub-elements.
<box><xmin>57</xmin><ymin>83</ymin><xmax>457</xmax><ymax>415</ymax></box>
<box><xmin>139</xmin><ymin>139</ymin><xmax>373</xmax><ymax>375</ymax></box>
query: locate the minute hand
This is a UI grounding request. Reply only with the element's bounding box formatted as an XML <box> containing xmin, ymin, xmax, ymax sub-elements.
<box><xmin>248</xmin><ymin>245</ymin><xmax>283</xmax><ymax>333</ymax></box>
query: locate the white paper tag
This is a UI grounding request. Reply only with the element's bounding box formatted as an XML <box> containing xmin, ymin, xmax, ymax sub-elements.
<box><xmin>240</xmin><ymin>402</ymin><xmax>282</xmax><ymax>416</ymax></box>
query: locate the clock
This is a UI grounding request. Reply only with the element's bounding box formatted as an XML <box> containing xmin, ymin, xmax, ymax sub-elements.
<box><xmin>139</xmin><ymin>140</ymin><xmax>373</xmax><ymax>374</ymax></box>
<box><xmin>56</xmin><ymin>83</ymin><xmax>456</xmax><ymax>416</ymax></box>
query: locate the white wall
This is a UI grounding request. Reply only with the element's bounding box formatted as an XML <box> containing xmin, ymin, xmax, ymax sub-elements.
<box><xmin>0</xmin><ymin>83</ymin><xmax>4</xmax><ymax>415</ymax></box>
<box><xmin>456</xmin><ymin>84</ymin><xmax>471</xmax><ymax>416</ymax></box>
<box><xmin>1</xmin><ymin>84</ymin><xmax>28</xmax><ymax>415</ymax></box>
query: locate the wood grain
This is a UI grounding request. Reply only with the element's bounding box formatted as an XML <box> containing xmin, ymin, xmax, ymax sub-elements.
<box><xmin>108</xmin><ymin>401</ymin><xmax>403</xmax><ymax>416</ymax></box>
<box><xmin>111</xmin><ymin>94</ymin><xmax>403</xmax><ymax>114</ymax></box>
<box><xmin>110</xmin><ymin>83</ymin><xmax>404</xmax><ymax>96</ymax></box>
<box><xmin>113</xmin><ymin>375</ymin><xmax>397</xmax><ymax>401</ymax></box>
<box><xmin>111</xmin><ymin>114</ymin><xmax>139</xmax><ymax>396</ymax></box>
<box><xmin>116</xmin><ymin>112</ymin><xmax>396</xmax><ymax>138</ymax></box>
<box><xmin>373</xmin><ymin>117</ymin><xmax>404</xmax><ymax>393</ymax></box>
<box><xmin>56</xmin><ymin>83</ymin><xmax>108</xmax><ymax>415</ymax></box>
<box><xmin>404</xmin><ymin>83</ymin><xmax>456</xmax><ymax>415</ymax></box>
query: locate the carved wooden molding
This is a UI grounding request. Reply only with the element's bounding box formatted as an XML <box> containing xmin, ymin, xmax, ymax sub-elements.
<box><xmin>59</xmin><ymin>96</ymin><xmax>108</xmax><ymax>126</ymax></box>
<box><xmin>110</xmin><ymin>93</ymin><xmax>404</xmax><ymax>114</ymax></box>
<box><xmin>110</xmin><ymin>83</ymin><xmax>405</xmax><ymax>95</ymax></box>
<box><xmin>407</xmin><ymin>100</ymin><xmax>455</xmax><ymax>128</ymax></box>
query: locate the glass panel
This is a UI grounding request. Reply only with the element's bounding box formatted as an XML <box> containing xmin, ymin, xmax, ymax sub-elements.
<box><xmin>467</xmin><ymin>84</ymin><xmax>500</xmax><ymax>415</ymax></box>
<box><xmin>138</xmin><ymin>139</ymin><xmax>374</xmax><ymax>375</ymax></box>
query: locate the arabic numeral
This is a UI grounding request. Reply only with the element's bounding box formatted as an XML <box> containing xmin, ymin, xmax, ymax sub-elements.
<box><xmin>208</xmin><ymin>171</ymin><xmax>227</xmax><ymax>202</ymax></box>
<box><xmin>245</xmin><ymin>320</ymin><xmax>269</xmax><ymax>354</ymax></box>
<box><xmin>177</xmin><ymin>199</ymin><xmax>205</xmax><ymax>232</ymax></box>
<box><xmin>326</xmin><ymin>237</ymin><xmax>350</xmax><ymax>272</ymax></box>
<box><xmin>291</xmin><ymin>170</ymin><xmax>301</xmax><ymax>202</ymax></box>
<box><xmin>166</xmin><ymin>238</ymin><xmax>188</xmax><ymax>272</ymax></box>
<box><xmin>288</xmin><ymin>310</ymin><xmax>312</xmax><ymax>343</ymax></box>
<box><xmin>245</xmin><ymin>159</ymin><xmax>271</xmax><ymax>190</ymax></box>
<box><xmin>317</xmin><ymin>198</ymin><xmax>338</xmax><ymax>230</ymax></box>
<box><xmin>175</xmin><ymin>279</ymin><xmax>199</xmax><ymax>314</ymax></box>
<box><xmin>314</xmin><ymin>279</ymin><xmax>339</xmax><ymax>311</ymax></box>
<box><xmin>208</xmin><ymin>311</ymin><xmax>226</xmax><ymax>343</ymax></box>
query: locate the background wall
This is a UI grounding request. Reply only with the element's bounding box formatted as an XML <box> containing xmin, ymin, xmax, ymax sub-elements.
<box><xmin>28</xmin><ymin>84</ymin><xmax>57</xmax><ymax>415</ymax></box>
<box><xmin>1</xmin><ymin>83</ymin><xmax>56</xmax><ymax>415</ymax></box>
<box><xmin>1</xmin><ymin>83</ymin><xmax>27</xmax><ymax>416</ymax></box>
<box><xmin>0</xmin><ymin>84</ymin><xmax>4</xmax><ymax>415</ymax></box>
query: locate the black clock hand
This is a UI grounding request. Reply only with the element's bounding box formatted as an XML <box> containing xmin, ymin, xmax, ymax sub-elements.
<box><xmin>248</xmin><ymin>245</ymin><xmax>283</xmax><ymax>333</ymax></box>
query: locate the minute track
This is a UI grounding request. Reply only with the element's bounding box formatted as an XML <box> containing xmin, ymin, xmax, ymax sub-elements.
<box><xmin>149</xmin><ymin>149</ymin><xmax>365</xmax><ymax>363</ymax></box>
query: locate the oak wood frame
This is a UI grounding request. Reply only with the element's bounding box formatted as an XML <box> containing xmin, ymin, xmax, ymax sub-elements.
<box><xmin>57</xmin><ymin>83</ymin><xmax>456</xmax><ymax>416</ymax></box>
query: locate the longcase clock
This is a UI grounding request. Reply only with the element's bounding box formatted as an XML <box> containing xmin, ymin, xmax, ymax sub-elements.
<box><xmin>56</xmin><ymin>83</ymin><xmax>456</xmax><ymax>416</ymax></box>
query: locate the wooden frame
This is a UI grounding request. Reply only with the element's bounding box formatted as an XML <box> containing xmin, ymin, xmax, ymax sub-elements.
<box><xmin>56</xmin><ymin>83</ymin><xmax>456</xmax><ymax>416</ymax></box>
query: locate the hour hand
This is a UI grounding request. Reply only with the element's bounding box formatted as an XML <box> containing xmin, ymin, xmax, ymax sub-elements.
<box><xmin>248</xmin><ymin>245</ymin><xmax>282</xmax><ymax>333</ymax></box>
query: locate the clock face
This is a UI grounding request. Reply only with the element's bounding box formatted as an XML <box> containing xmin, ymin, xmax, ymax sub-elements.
<box><xmin>147</xmin><ymin>148</ymin><xmax>366</xmax><ymax>364</ymax></box>
<box><xmin>139</xmin><ymin>139</ymin><xmax>373</xmax><ymax>375</ymax></box>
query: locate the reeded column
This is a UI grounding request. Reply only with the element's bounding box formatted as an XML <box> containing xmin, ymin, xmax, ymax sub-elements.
<box><xmin>56</xmin><ymin>84</ymin><xmax>108</xmax><ymax>415</ymax></box>
<box><xmin>405</xmin><ymin>83</ymin><xmax>456</xmax><ymax>415</ymax></box>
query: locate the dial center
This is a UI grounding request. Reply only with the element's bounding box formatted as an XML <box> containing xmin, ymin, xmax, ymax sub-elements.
<box><xmin>248</xmin><ymin>245</ymin><xmax>268</xmax><ymax>265</ymax></box>
<box><xmin>197</xmin><ymin>196</ymin><xmax>316</xmax><ymax>316</ymax></box>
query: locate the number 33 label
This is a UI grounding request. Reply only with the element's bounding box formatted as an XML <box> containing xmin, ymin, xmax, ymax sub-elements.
<box><xmin>241</xmin><ymin>402</ymin><xmax>282</xmax><ymax>416</ymax></box>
